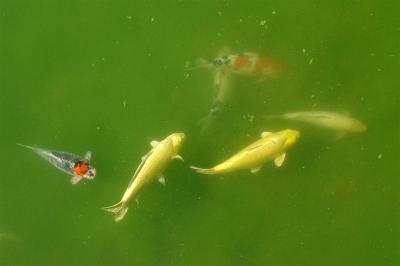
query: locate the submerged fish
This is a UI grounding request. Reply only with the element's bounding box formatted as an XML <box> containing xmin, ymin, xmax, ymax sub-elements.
<box><xmin>199</xmin><ymin>68</ymin><xmax>232</xmax><ymax>131</ymax></box>
<box><xmin>197</xmin><ymin>51</ymin><xmax>283</xmax><ymax>79</ymax></box>
<box><xmin>102</xmin><ymin>133</ymin><xmax>185</xmax><ymax>222</ymax></box>
<box><xmin>191</xmin><ymin>129</ymin><xmax>300</xmax><ymax>175</ymax></box>
<box><xmin>18</xmin><ymin>144</ymin><xmax>96</xmax><ymax>184</ymax></box>
<box><xmin>265</xmin><ymin>111</ymin><xmax>367</xmax><ymax>138</ymax></box>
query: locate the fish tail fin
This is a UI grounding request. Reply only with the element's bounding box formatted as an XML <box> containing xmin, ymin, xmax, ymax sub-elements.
<box><xmin>102</xmin><ymin>202</ymin><xmax>128</xmax><ymax>222</ymax></box>
<box><xmin>190</xmin><ymin>166</ymin><xmax>217</xmax><ymax>175</ymax></box>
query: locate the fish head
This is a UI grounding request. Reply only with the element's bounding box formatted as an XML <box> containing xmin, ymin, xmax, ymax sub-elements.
<box><xmin>83</xmin><ymin>165</ymin><xmax>96</xmax><ymax>180</ymax></box>
<box><xmin>168</xmin><ymin>133</ymin><xmax>186</xmax><ymax>153</ymax></box>
<box><xmin>281</xmin><ymin>129</ymin><xmax>300</xmax><ymax>148</ymax></box>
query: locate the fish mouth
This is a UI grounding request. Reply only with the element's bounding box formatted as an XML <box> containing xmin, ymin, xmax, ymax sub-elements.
<box><xmin>85</xmin><ymin>168</ymin><xmax>96</xmax><ymax>179</ymax></box>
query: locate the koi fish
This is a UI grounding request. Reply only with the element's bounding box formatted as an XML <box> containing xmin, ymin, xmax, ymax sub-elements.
<box><xmin>102</xmin><ymin>133</ymin><xmax>185</xmax><ymax>222</ymax></box>
<box><xmin>265</xmin><ymin>111</ymin><xmax>367</xmax><ymax>138</ymax></box>
<box><xmin>190</xmin><ymin>129</ymin><xmax>300</xmax><ymax>175</ymax></box>
<box><xmin>18</xmin><ymin>144</ymin><xmax>96</xmax><ymax>184</ymax></box>
<box><xmin>197</xmin><ymin>51</ymin><xmax>283</xmax><ymax>79</ymax></box>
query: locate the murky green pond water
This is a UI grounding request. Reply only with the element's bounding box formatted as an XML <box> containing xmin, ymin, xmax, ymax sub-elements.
<box><xmin>0</xmin><ymin>1</ymin><xmax>398</xmax><ymax>265</ymax></box>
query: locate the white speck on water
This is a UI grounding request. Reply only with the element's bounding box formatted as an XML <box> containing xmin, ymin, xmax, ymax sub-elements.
<box><xmin>310</xmin><ymin>94</ymin><xmax>315</xmax><ymax>98</ymax></box>
<box><xmin>184</xmin><ymin>73</ymin><xmax>190</xmax><ymax>79</ymax></box>
<box><xmin>259</xmin><ymin>20</ymin><xmax>267</xmax><ymax>26</ymax></box>
<box><xmin>377</xmin><ymin>68</ymin><xmax>382</xmax><ymax>72</ymax></box>
<box><xmin>302</xmin><ymin>48</ymin><xmax>307</xmax><ymax>54</ymax></box>
<box><xmin>217</xmin><ymin>11</ymin><xmax>222</xmax><ymax>17</ymax></box>
<box><xmin>360</xmin><ymin>96</ymin><xmax>365</xmax><ymax>101</ymax></box>
<box><xmin>123</xmin><ymin>100</ymin><xmax>127</xmax><ymax>108</ymax></box>
<box><xmin>96</xmin><ymin>126</ymin><xmax>100</xmax><ymax>131</ymax></box>
<box><xmin>150</xmin><ymin>17</ymin><xmax>155</xmax><ymax>22</ymax></box>
<box><xmin>126</xmin><ymin>15</ymin><xmax>132</xmax><ymax>20</ymax></box>
<box><xmin>370</xmin><ymin>52</ymin><xmax>375</xmax><ymax>56</ymax></box>
<box><xmin>148</xmin><ymin>53</ymin><xmax>152</xmax><ymax>57</ymax></box>
<box><xmin>272</xmin><ymin>10</ymin><xmax>277</xmax><ymax>15</ymax></box>
<box><xmin>309</xmin><ymin>58</ymin><xmax>314</xmax><ymax>64</ymax></box>
<box><xmin>378</xmin><ymin>153</ymin><xmax>383</xmax><ymax>159</ymax></box>
<box><xmin>101</xmin><ymin>57</ymin><xmax>106</xmax><ymax>61</ymax></box>
<box><xmin>239</xmin><ymin>18</ymin><xmax>243</xmax><ymax>22</ymax></box>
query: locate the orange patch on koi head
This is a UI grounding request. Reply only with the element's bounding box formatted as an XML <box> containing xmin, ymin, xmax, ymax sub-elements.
<box><xmin>74</xmin><ymin>161</ymin><xmax>89</xmax><ymax>176</ymax></box>
<box><xmin>234</xmin><ymin>55</ymin><xmax>251</xmax><ymax>69</ymax></box>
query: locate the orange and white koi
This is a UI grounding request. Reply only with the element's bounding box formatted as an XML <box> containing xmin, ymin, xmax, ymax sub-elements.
<box><xmin>197</xmin><ymin>52</ymin><xmax>283</xmax><ymax>78</ymax></box>
<box><xmin>18</xmin><ymin>144</ymin><xmax>96</xmax><ymax>184</ymax></box>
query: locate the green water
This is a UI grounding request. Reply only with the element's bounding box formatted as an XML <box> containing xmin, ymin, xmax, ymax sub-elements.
<box><xmin>1</xmin><ymin>1</ymin><xmax>398</xmax><ymax>265</ymax></box>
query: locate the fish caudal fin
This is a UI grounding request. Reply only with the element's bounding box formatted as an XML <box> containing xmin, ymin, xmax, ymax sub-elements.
<box><xmin>190</xmin><ymin>166</ymin><xmax>217</xmax><ymax>175</ymax></box>
<box><xmin>102</xmin><ymin>202</ymin><xmax>128</xmax><ymax>222</ymax></box>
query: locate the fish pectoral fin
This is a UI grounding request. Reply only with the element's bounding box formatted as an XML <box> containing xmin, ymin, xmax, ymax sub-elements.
<box><xmin>335</xmin><ymin>131</ymin><xmax>346</xmax><ymax>140</ymax></box>
<box><xmin>84</xmin><ymin>151</ymin><xmax>92</xmax><ymax>161</ymax></box>
<box><xmin>70</xmin><ymin>175</ymin><xmax>83</xmax><ymax>185</ymax></box>
<box><xmin>261</xmin><ymin>131</ymin><xmax>273</xmax><ymax>138</ymax></box>
<box><xmin>274</xmin><ymin>153</ymin><xmax>286</xmax><ymax>167</ymax></box>
<box><xmin>158</xmin><ymin>175</ymin><xmax>166</xmax><ymax>186</ymax></box>
<box><xmin>150</xmin><ymin>140</ymin><xmax>160</xmax><ymax>147</ymax></box>
<box><xmin>172</xmin><ymin>155</ymin><xmax>184</xmax><ymax>162</ymax></box>
<box><xmin>250</xmin><ymin>166</ymin><xmax>262</xmax><ymax>173</ymax></box>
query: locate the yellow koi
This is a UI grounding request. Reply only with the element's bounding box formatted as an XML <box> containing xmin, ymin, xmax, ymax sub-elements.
<box><xmin>191</xmin><ymin>129</ymin><xmax>300</xmax><ymax>175</ymax></box>
<box><xmin>102</xmin><ymin>133</ymin><xmax>185</xmax><ymax>222</ymax></box>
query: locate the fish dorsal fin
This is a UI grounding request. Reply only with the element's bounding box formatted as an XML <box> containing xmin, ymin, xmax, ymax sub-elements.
<box><xmin>261</xmin><ymin>131</ymin><xmax>273</xmax><ymax>138</ymax></box>
<box><xmin>150</xmin><ymin>140</ymin><xmax>159</xmax><ymax>148</ymax></box>
<box><xmin>84</xmin><ymin>151</ymin><xmax>91</xmax><ymax>161</ymax></box>
<box><xmin>274</xmin><ymin>153</ymin><xmax>286</xmax><ymax>167</ymax></box>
